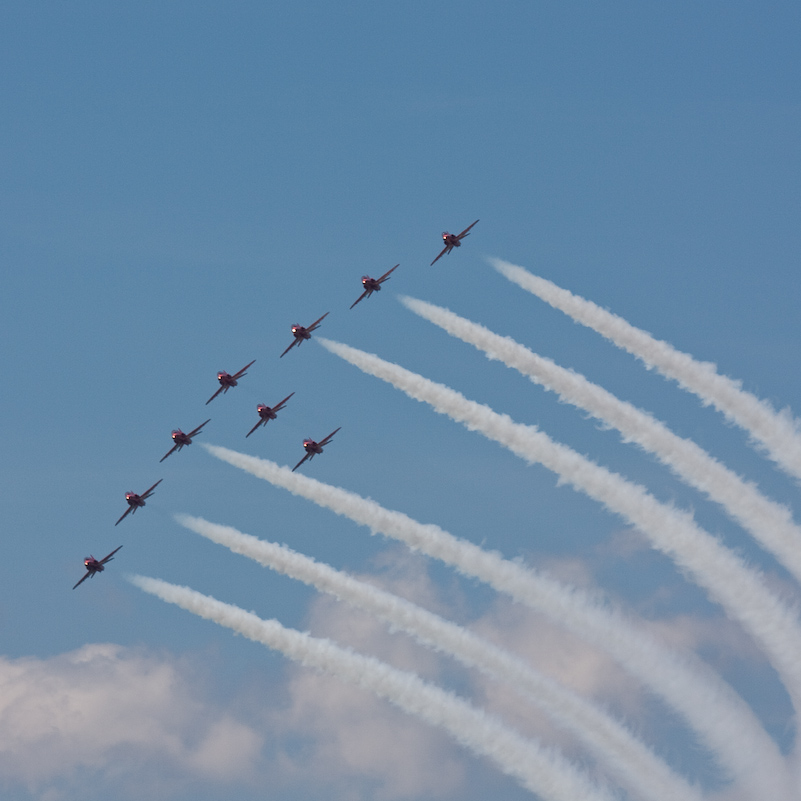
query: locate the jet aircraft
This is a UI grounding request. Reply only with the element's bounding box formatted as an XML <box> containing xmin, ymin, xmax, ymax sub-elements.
<box><xmin>280</xmin><ymin>313</ymin><xmax>329</xmax><ymax>357</ymax></box>
<box><xmin>430</xmin><ymin>219</ymin><xmax>479</xmax><ymax>266</ymax></box>
<box><xmin>292</xmin><ymin>427</ymin><xmax>341</xmax><ymax>472</ymax></box>
<box><xmin>206</xmin><ymin>359</ymin><xmax>256</xmax><ymax>405</ymax></box>
<box><xmin>350</xmin><ymin>264</ymin><xmax>399</xmax><ymax>309</ymax></box>
<box><xmin>246</xmin><ymin>392</ymin><xmax>295</xmax><ymax>437</ymax></box>
<box><xmin>73</xmin><ymin>546</ymin><xmax>123</xmax><ymax>589</ymax></box>
<box><xmin>115</xmin><ymin>478</ymin><xmax>163</xmax><ymax>525</ymax></box>
<box><xmin>160</xmin><ymin>419</ymin><xmax>211</xmax><ymax>462</ymax></box>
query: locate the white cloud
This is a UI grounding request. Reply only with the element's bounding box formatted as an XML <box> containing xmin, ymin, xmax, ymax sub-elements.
<box><xmin>4</xmin><ymin>548</ymin><xmax>782</xmax><ymax>801</ymax></box>
<box><xmin>0</xmin><ymin>643</ymin><xmax>263</xmax><ymax>799</ymax></box>
<box><xmin>272</xmin><ymin>671</ymin><xmax>467</xmax><ymax>801</ymax></box>
<box><xmin>258</xmin><ymin>553</ymin><xmax>473</xmax><ymax>801</ymax></box>
<box><xmin>469</xmin><ymin>596</ymin><xmax>645</xmax><ymax>725</ymax></box>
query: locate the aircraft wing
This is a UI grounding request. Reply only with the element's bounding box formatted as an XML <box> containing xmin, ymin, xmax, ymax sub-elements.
<box><xmin>280</xmin><ymin>338</ymin><xmax>299</xmax><ymax>358</ymax></box>
<box><xmin>378</xmin><ymin>264</ymin><xmax>399</xmax><ymax>282</ymax></box>
<box><xmin>271</xmin><ymin>392</ymin><xmax>295</xmax><ymax>412</ymax></box>
<box><xmin>307</xmin><ymin>312</ymin><xmax>329</xmax><ymax>331</ymax></box>
<box><xmin>100</xmin><ymin>545</ymin><xmax>123</xmax><ymax>564</ymax></box>
<box><xmin>142</xmin><ymin>479</ymin><xmax>163</xmax><ymax>498</ymax></box>
<box><xmin>246</xmin><ymin>419</ymin><xmax>264</xmax><ymax>438</ymax></box>
<box><xmin>233</xmin><ymin>359</ymin><xmax>256</xmax><ymax>379</ymax></box>
<box><xmin>457</xmin><ymin>219</ymin><xmax>479</xmax><ymax>238</ymax></box>
<box><xmin>206</xmin><ymin>386</ymin><xmax>225</xmax><ymax>405</ymax></box>
<box><xmin>292</xmin><ymin>452</ymin><xmax>311</xmax><ymax>472</ymax></box>
<box><xmin>430</xmin><ymin>246</ymin><xmax>449</xmax><ymax>266</ymax></box>
<box><xmin>159</xmin><ymin>444</ymin><xmax>179</xmax><ymax>463</ymax></box>
<box><xmin>188</xmin><ymin>419</ymin><xmax>211</xmax><ymax>437</ymax></box>
<box><xmin>72</xmin><ymin>571</ymin><xmax>91</xmax><ymax>590</ymax></box>
<box><xmin>115</xmin><ymin>506</ymin><xmax>133</xmax><ymax>526</ymax></box>
<box><xmin>349</xmin><ymin>290</ymin><xmax>369</xmax><ymax>310</ymax></box>
<box><xmin>318</xmin><ymin>427</ymin><xmax>341</xmax><ymax>446</ymax></box>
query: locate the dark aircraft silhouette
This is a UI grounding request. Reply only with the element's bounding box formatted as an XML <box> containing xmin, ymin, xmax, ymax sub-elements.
<box><xmin>160</xmin><ymin>419</ymin><xmax>211</xmax><ymax>462</ymax></box>
<box><xmin>280</xmin><ymin>313</ymin><xmax>329</xmax><ymax>358</ymax></box>
<box><xmin>206</xmin><ymin>359</ymin><xmax>256</xmax><ymax>405</ymax></box>
<box><xmin>73</xmin><ymin>546</ymin><xmax>123</xmax><ymax>589</ymax></box>
<box><xmin>430</xmin><ymin>219</ymin><xmax>479</xmax><ymax>266</ymax></box>
<box><xmin>246</xmin><ymin>392</ymin><xmax>295</xmax><ymax>437</ymax></box>
<box><xmin>350</xmin><ymin>264</ymin><xmax>399</xmax><ymax>309</ymax></box>
<box><xmin>115</xmin><ymin>479</ymin><xmax>163</xmax><ymax>525</ymax></box>
<box><xmin>292</xmin><ymin>427</ymin><xmax>341</xmax><ymax>472</ymax></box>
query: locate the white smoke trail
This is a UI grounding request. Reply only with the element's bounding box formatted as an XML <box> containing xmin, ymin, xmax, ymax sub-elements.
<box><xmin>203</xmin><ymin>443</ymin><xmax>788</xmax><ymax>796</ymax></box>
<box><xmin>317</xmin><ymin>338</ymin><xmax>801</xmax><ymax>715</ymax></box>
<box><xmin>490</xmin><ymin>257</ymin><xmax>801</xmax><ymax>483</ymax></box>
<box><xmin>129</xmin><ymin>575</ymin><xmax>617</xmax><ymax>801</ymax></box>
<box><xmin>400</xmin><ymin>295</ymin><xmax>801</xmax><ymax>588</ymax></box>
<box><xmin>177</xmin><ymin>513</ymin><xmax>702</xmax><ymax>801</ymax></box>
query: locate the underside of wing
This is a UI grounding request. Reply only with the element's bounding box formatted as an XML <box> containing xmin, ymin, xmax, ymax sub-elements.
<box><xmin>308</xmin><ymin>312</ymin><xmax>329</xmax><ymax>331</ymax></box>
<box><xmin>234</xmin><ymin>359</ymin><xmax>256</xmax><ymax>378</ymax></box>
<box><xmin>378</xmin><ymin>264</ymin><xmax>399</xmax><ymax>282</ymax></box>
<box><xmin>188</xmin><ymin>419</ymin><xmax>211</xmax><ymax>437</ymax></box>
<box><xmin>280</xmin><ymin>339</ymin><xmax>298</xmax><ymax>358</ymax></box>
<box><xmin>430</xmin><ymin>247</ymin><xmax>448</xmax><ymax>266</ymax></box>
<box><xmin>350</xmin><ymin>291</ymin><xmax>368</xmax><ymax>309</ymax></box>
<box><xmin>206</xmin><ymin>386</ymin><xmax>224</xmax><ymax>405</ymax></box>
<box><xmin>246</xmin><ymin>420</ymin><xmax>263</xmax><ymax>437</ymax></box>
<box><xmin>458</xmin><ymin>219</ymin><xmax>479</xmax><ymax>238</ymax></box>
<box><xmin>274</xmin><ymin>392</ymin><xmax>295</xmax><ymax>410</ymax></box>
<box><xmin>101</xmin><ymin>545</ymin><xmax>124</xmax><ymax>563</ymax></box>
<box><xmin>143</xmin><ymin>479</ymin><xmax>163</xmax><ymax>497</ymax></box>
<box><xmin>319</xmin><ymin>426</ymin><xmax>341</xmax><ymax>446</ymax></box>
<box><xmin>72</xmin><ymin>572</ymin><xmax>90</xmax><ymax>590</ymax></box>
<box><xmin>292</xmin><ymin>453</ymin><xmax>310</xmax><ymax>472</ymax></box>
<box><xmin>159</xmin><ymin>445</ymin><xmax>178</xmax><ymax>463</ymax></box>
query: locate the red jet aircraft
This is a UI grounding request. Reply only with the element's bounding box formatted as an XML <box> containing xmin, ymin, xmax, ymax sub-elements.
<box><xmin>160</xmin><ymin>419</ymin><xmax>211</xmax><ymax>462</ymax></box>
<box><xmin>350</xmin><ymin>264</ymin><xmax>399</xmax><ymax>309</ymax></box>
<box><xmin>430</xmin><ymin>219</ymin><xmax>479</xmax><ymax>266</ymax></box>
<box><xmin>280</xmin><ymin>313</ymin><xmax>329</xmax><ymax>358</ymax></box>
<box><xmin>206</xmin><ymin>359</ymin><xmax>256</xmax><ymax>405</ymax></box>
<box><xmin>73</xmin><ymin>545</ymin><xmax>123</xmax><ymax>589</ymax></box>
<box><xmin>246</xmin><ymin>392</ymin><xmax>295</xmax><ymax>437</ymax></box>
<box><xmin>292</xmin><ymin>427</ymin><xmax>341</xmax><ymax>472</ymax></box>
<box><xmin>115</xmin><ymin>478</ymin><xmax>163</xmax><ymax>525</ymax></box>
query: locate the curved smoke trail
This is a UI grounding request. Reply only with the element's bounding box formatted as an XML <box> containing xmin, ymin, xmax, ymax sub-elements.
<box><xmin>399</xmin><ymin>295</ymin><xmax>801</xmax><ymax>588</ymax></box>
<box><xmin>317</xmin><ymin>338</ymin><xmax>801</xmax><ymax>717</ymax></box>
<box><xmin>490</xmin><ymin>257</ymin><xmax>801</xmax><ymax>483</ymax></box>
<box><xmin>177</xmin><ymin>513</ymin><xmax>703</xmax><ymax>801</ymax></box>
<box><xmin>203</xmin><ymin>442</ymin><xmax>788</xmax><ymax>797</ymax></box>
<box><xmin>129</xmin><ymin>575</ymin><xmax>617</xmax><ymax>801</ymax></box>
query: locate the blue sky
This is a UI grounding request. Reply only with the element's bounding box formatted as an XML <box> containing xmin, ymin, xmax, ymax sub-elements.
<box><xmin>2</xmin><ymin>3</ymin><xmax>801</xmax><ymax>799</ymax></box>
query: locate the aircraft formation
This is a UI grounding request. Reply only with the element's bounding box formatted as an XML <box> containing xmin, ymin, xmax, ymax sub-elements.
<box><xmin>73</xmin><ymin>220</ymin><xmax>479</xmax><ymax>589</ymax></box>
